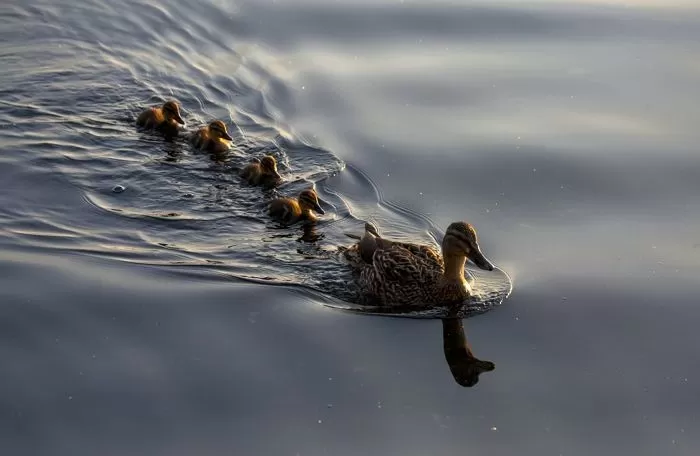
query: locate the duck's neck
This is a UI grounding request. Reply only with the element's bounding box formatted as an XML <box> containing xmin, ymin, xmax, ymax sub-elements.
<box><xmin>442</xmin><ymin>318</ymin><xmax>475</xmax><ymax>361</ymax></box>
<box><xmin>442</xmin><ymin>253</ymin><xmax>467</xmax><ymax>282</ymax></box>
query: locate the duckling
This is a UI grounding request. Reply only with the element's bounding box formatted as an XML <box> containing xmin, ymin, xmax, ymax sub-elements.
<box><xmin>345</xmin><ymin>221</ymin><xmax>494</xmax><ymax>306</ymax></box>
<box><xmin>136</xmin><ymin>100</ymin><xmax>185</xmax><ymax>136</ymax></box>
<box><xmin>240</xmin><ymin>155</ymin><xmax>282</xmax><ymax>187</ymax></box>
<box><xmin>269</xmin><ymin>188</ymin><xmax>325</xmax><ymax>225</ymax></box>
<box><xmin>190</xmin><ymin>120</ymin><xmax>233</xmax><ymax>154</ymax></box>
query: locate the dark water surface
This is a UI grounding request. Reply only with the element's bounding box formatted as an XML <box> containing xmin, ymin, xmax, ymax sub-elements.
<box><xmin>2</xmin><ymin>0</ymin><xmax>700</xmax><ymax>454</ymax></box>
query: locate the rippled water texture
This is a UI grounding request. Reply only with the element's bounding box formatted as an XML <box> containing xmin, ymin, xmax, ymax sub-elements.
<box><xmin>2</xmin><ymin>1</ymin><xmax>700</xmax><ymax>455</ymax></box>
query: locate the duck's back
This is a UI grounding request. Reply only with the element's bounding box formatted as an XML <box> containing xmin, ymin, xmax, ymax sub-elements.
<box><xmin>241</xmin><ymin>162</ymin><xmax>262</xmax><ymax>184</ymax></box>
<box><xmin>136</xmin><ymin>107</ymin><xmax>162</xmax><ymax>128</ymax></box>
<box><xmin>390</xmin><ymin>241</ymin><xmax>443</xmax><ymax>269</ymax></box>
<box><xmin>269</xmin><ymin>198</ymin><xmax>301</xmax><ymax>224</ymax></box>
<box><xmin>358</xmin><ymin>244</ymin><xmax>442</xmax><ymax>306</ymax></box>
<box><xmin>190</xmin><ymin>127</ymin><xmax>209</xmax><ymax>149</ymax></box>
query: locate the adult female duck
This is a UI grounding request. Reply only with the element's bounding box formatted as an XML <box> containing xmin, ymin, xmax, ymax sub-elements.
<box><xmin>344</xmin><ymin>221</ymin><xmax>494</xmax><ymax>306</ymax></box>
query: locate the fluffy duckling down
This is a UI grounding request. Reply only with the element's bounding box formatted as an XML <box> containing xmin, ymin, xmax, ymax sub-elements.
<box><xmin>191</xmin><ymin>120</ymin><xmax>233</xmax><ymax>154</ymax></box>
<box><xmin>269</xmin><ymin>188</ymin><xmax>325</xmax><ymax>225</ymax></box>
<box><xmin>240</xmin><ymin>155</ymin><xmax>282</xmax><ymax>187</ymax></box>
<box><xmin>136</xmin><ymin>100</ymin><xmax>185</xmax><ymax>136</ymax></box>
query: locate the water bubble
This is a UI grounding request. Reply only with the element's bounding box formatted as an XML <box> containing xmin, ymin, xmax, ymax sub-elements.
<box><xmin>112</xmin><ymin>185</ymin><xmax>125</xmax><ymax>193</ymax></box>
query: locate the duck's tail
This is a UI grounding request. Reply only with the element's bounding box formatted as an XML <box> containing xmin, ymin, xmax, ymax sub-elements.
<box><xmin>345</xmin><ymin>221</ymin><xmax>380</xmax><ymax>241</ymax></box>
<box><xmin>364</xmin><ymin>222</ymin><xmax>380</xmax><ymax>237</ymax></box>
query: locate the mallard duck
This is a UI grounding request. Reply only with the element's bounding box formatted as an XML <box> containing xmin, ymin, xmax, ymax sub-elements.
<box><xmin>240</xmin><ymin>155</ymin><xmax>282</xmax><ymax>187</ymax></box>
<box><xmin>190</xmin><ymin>120</ymin><xmax>233</xmax><ymax>154</ymax></box>
<box><xmin>136</xmin><ymin>100</ymin><xmax>185</xmax><ymax>136</ymax></box>
<box><xmin>269</xmin><ymin>188</ymin><xmax>325</xmax><ymax>225</ymax></box>
<box><xmin>344</xmin><ymin>221</ymin><xmax>494</xmax><ymax>306</ymax></box>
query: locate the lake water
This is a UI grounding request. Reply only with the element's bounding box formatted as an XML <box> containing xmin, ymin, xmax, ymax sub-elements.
<box><xmin>1</xmin><ymin>0</ymin><xmax>699</xmax><ymax>454</ymax></box>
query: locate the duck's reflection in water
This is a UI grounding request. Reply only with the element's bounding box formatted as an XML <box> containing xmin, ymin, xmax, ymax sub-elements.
<box><xmin>442</xmin><ymin>318</ymin><xmax>494</xmax><ymax>387</ymax></box>
<box><xmin>298</xmin><ymin>221</ymin><xmax>324</xmax><ymax>244</ymax></box>
<box><xmin>162</xmin><ymin>137</ymin><xmax>185</xmax><ymax>162</ymax></box>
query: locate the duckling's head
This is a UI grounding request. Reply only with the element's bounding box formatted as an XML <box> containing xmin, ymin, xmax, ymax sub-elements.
<box><xmin>208</xmin><ymin>120</ymin><xmax>233</xmax><ymax>141</ymax></box>
<box><xmin>442</xmin><ymin>221</ymin><xmax>494</xmax><ymax>271</ymax></box>
<box><xmin>260</xmin><ymin>155</ymin><xmax>282</xmax><ymax>179</ymax></box>
<box><xmin>162</xmin><ymin>100</ymin><xmax>184</xmax><ymax>125</ymax></box>
<box><xmin>298</xmin><ymin>189</ymin><xmax>325</xmax><ymax>215</ymax></box>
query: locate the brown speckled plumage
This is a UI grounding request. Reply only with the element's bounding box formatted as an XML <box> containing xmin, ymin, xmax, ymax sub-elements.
<box><xmin>344</xmin><ymin>221</ymin><xmax>494</xmax><ymax>306</ymax></box>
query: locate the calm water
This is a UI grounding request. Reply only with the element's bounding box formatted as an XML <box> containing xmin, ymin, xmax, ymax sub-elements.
<box><xmin>2</xmin><ymin>0</ymin><xmax>699</xmax><ymax>454</ymax></box>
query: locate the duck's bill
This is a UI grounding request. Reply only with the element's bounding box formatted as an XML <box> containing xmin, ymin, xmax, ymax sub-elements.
<box><xmin>174</xmin><ymin>114</ymin><xmax>185</xmax><ymax>125</ymax></box>
<box><xmin>313</xmin><ymin>202</ymin><xmax>325</xmax><ymax>215</ymax></box>
<box><xmin>222</xmin><ymin>132</ymin><xmax>233</xmax><ymax>141</ymax></box>
<box><xmin>272</xmin><ymin>170</ymin><xmax>282</xmax><ymax>179</ymax></box>
<box><xmin>469</xmin><ymin>248</ymin><xmax>494</xmax><ymax>271</ymax></box>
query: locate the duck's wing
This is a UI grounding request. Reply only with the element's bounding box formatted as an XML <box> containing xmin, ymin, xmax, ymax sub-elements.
<box><xmin>390</xmin><ymin>241</ymin><xmax>443</xmax><ymax>269</ymax></box>
<box><xmin>371</xmin><ymin>245</ymin><xmax>427</xmax><ymax>283</ymax></box>
<box><xmin>342</xmin><ymin>244</ymin><xmax>365</xmax><ymax>268</ymax></box>
<box><xmin>358</xmin><ymin>245</ymin><xmax>437</xmax><ymax>305</ymax></box>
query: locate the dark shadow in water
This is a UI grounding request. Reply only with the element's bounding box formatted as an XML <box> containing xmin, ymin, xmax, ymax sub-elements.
<box><xmin>162</xmin><ymin>137</ymin><xmax>185</xmax><ymax>162</ymax></box>
<box><xmin>442</xmin><ymin>318</ymin><xmax>495</xmax><ymax>388</ymax></box>
<box><xmin>134</xmin><ymin>129</ymin><xmax>187</xmax><ymax>162</ymax></box>
<box><xmin>297</xmin><ymin>221</ymin><xmax>324</xmax><ymax>244</ymax></box>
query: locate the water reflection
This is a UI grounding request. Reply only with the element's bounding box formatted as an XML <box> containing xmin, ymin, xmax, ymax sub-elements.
<box><xmin>442</xmin><ymin>318</ymin><xmax>495</xmax><ymax>387</ymax></box>
<box><xmin>298</xmin><ymin>221</ymin><xmax>324</xmax><ymax>244</ymax></box>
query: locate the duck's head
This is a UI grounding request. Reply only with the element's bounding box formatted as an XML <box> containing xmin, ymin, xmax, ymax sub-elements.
<box><xmin>162</xmin><ymin>100</ymin><xmax>184</xmax><ymax>125</ymax></box>
<box><xmin>298</xmin><ymin>188</ymin><xmax>325</xmax><ymax>215</ymax></box>
<box><xmin>260</xmin><ymin>155</ymin><xmax>282</xmax><ymax>179</ymax></box>
<box><xmin>208</xmin><ymin>120</ymin><xmax>233</xmax><ymax>141</ymax></box>
<box><xmin>442</xmin><ymin>221</ymin><xmax>494</xmax><ymax>271</ymax></box>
